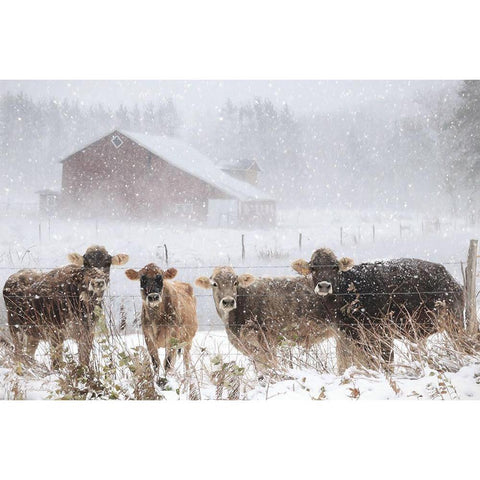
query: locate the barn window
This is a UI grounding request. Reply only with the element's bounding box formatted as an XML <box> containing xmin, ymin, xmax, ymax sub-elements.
<box><xmin>111</xmin><ymin>135</ymin><xmax>123</xmax><ymax>148</ymax></box>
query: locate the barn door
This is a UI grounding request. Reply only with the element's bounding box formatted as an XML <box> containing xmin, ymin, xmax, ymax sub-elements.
<box><xmin>207</xmin><ymin>199</ymin><xmax>239</xmax><ymax>227</ymax></box>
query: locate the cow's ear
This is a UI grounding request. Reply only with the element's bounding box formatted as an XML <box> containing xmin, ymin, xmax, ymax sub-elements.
<box><xmin>164</xmin><ymin>268</ymin><xmax>178</xmax><ymax>280</ymax></box>
<box><xmin>291</xmin><ymin>259</ymin><xmax>311</xmax><ymax>276</ymax></box>
<box><xmin>68</xmin><ymin>253</ymin><xmax>84</xmax><ymax>266</ymax></box>
<box><xmin>195</xmin><ymin>277</ymin><xmax>212</xmax><ymax>289</ymax></box>
<box><xmin>112</xmin><ymin>254</ymin><xmax>129</xmax><ymax>266</ymax></box>
<box><xmin>238</xmin><ymin>273</ymin><xmax>255</xmax><ymax>287</ymax></box>
<box><xmin>338</xmin><ymin>257</ymin><xmax>354</xmax><ymax>272</ymax></box>
<box><xmin>125</xmin><ymin>269</ymin><xmax>140</xmax><ymax>280</ymax></box>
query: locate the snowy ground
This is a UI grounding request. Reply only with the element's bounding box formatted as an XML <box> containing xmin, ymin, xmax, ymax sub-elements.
<box><xmin>0</xmin><ymin>207</ymin><xmax>479</xmax><ymax>400</ymax></box>
<box><xmin>1</xmin><ymin>329</ymin><xmax>479</xmax><ymax>400</ymax></box>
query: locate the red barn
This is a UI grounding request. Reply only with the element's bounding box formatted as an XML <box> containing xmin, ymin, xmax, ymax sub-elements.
<box><xmin>60</xmin><ymin>130</ymin><xmax>275</xmax><ymax>227</ymax></box>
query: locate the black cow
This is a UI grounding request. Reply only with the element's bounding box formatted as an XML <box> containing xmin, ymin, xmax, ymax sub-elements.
<box><xmin>292</xmin><ymin>248</ymin><xmax>465</xmax><ymax>372</ymax></box>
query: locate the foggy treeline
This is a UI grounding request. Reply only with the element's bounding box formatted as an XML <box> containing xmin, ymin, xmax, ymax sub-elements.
<box><xmin>0</xmin><ymin>80</ymin><xmax>479</xmax><ymax>216</ymax></box>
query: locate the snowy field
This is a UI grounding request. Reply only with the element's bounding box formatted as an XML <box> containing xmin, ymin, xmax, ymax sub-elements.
<box><xmin>1</xmin><ymin>329</ymin><xmax>479</xmax><ymax>400</ymax></box>
<box><xmin>0</xmin><ymin>207</ymin><xmax>479</xmax><ymax>400</ymax></box>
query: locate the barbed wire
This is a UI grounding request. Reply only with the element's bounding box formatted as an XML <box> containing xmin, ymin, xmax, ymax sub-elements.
<box><xmin>0</xmin><ymin>289</ymin><xmax>465</xmax><ymax>300</ymax></box>
<box><xmin>0</xmin><ymin>261</ymin><xmax>466</xmax><ymax>271</ymax></box>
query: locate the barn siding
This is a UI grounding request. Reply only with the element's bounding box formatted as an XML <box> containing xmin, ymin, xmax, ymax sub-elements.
<box><xmin>61</xmin><ymin>132</ymin><xmax>229</xmax><ymax>220</ymax></box>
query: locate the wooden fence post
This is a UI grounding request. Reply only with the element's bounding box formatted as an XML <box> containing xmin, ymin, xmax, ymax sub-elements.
<box><xmin>241</xmin><ymin>234</ymin><xmax>245</xmax><ymax>262</ymax></box>
<box><xmin>164</xmin><ymin>244</ymin><xmax>169</xmax><ymax>266</ymax></box>
<box><xmin>38</xmin><ymin>223</ymin><xmax>42</xmax><ymax>244</ymax></box>
<box><xmin>298</xmin><ymin>232</ymin><xmax>302</xmax><ymax>251</ymax></box>
<box><xmin>340</xmin><ymin>227</ymin><xmax>343</xmax><ymax>245</ymax></box>
<box><xmin>372</xmin><ymin>224</ymin><xmax>375</xmax><ymax>243</ymax></box>
<box><xmin>465</xmin><ymin>239</ymin><xmax>478</xmax><ymax>335</ymax></box>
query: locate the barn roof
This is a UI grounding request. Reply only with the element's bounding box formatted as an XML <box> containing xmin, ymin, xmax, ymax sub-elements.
<box><xmin>117</xmin><ymin>130</ymin><xmax>273</xmax><ymax>202</ymax></box>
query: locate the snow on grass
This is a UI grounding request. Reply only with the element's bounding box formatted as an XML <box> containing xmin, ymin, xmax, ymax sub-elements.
<box><xmin>1</xmin><ymin>330</ymin><xmax>479</xmax><ymax>400</ymax></box>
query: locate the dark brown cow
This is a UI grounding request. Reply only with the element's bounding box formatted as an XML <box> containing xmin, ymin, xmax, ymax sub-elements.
<box><xmin>195</xmin><ymin>267</ymin><xmax>334</xmax><ymax>372</ymax></box>
<box><xmin>292</xmin><ymin>248</ymin><xmax>465</xmax><ymax>372</ymax></box>
<box><xmin>3</xmin><ymin>245</ymin><xmax>129</xmax><ymax>367</ymax></box>
<box><xmin>125</xmin><ymin>263</ymin><xmax>198</xmax><ymax>382</ymax></box>
<box><xmin>3</xmin><ymin>265</ymin><xmax>109</xmax><ymax>368</ymax></box>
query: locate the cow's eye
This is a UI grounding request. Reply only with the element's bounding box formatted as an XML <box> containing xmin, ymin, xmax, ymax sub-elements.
<box><xmin>233</xmin><ymin>281</ymin><xmax>238</xmax><ymax>286</ymax></box>
<box><xmin>211</xmin><ymin>282</ymin><xmax>218</xmax><ymax>287</ymax></box>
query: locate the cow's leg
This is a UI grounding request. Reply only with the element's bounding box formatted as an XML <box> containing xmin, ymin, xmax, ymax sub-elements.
<box><xmin>50</xmin><ymin>335</ymin><xmax>65</xmax><ymax>370</ymax></box>
<box><xmin>379</xmin><ymin>338</ymin><xmax>394</xmax><ymax>373</ymax></box>
<box><xmin>9</xmin><ymin>323</ymin><xmax>25</xmax><ymax>361</ymax></box>
<box><xmin>336</xmin><ymin>332</ymin><xmax>355</xmax><ymax>375</ymax></box>
<box><xmin>143</xmin><ymin>326</ymin><xmax>161</xmax><ymax>375</ymax></box>
<box><xmin>164</xmin><ymin>346</ymin><xmax>177</xmax><ymax>376</ymax></box>
<box><xmin>183</xmin><ymin>341</ymin><xmax>200</xmax><ymax>400</ymax></box>
<box><xmin>183</xmin><ymin>341</ymin><xmax>192</xmax><ymax>374</ymax></box>
<box><xmin>78</xmin><ymin>328</ymin><xmax>94</xmax><ymax>367</ymax></box>
<box><xmin>25</xmin><ymin>335</ymin><xmax>40</xmax><ymax>362</ymax></box>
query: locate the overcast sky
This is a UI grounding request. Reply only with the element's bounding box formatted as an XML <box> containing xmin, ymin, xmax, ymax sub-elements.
<box><xmin>0</xmin><ymin>80</ymin><xmax>460</xmax><ymax>117</ymax></box>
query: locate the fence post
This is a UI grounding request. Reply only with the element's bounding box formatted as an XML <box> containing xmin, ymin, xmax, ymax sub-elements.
<box><xmin>38</xmin><ymin>223</ymin><xmax>42</xmax><ymax>244</ymax></box>
<box><xmin>241</xmin><ymin>234</ymin><xmax>245</xmax><ymax>262</ymax></box>
<box><xmin>372</xmin><ymin>224</ymin><xmax>375</xmax><ymax>243</ymax></box>
<box><xmin>298</xmin><ymin>232</ymin><xmax>302</xmax><ymax>251</ymax></box>
<box><xmin>164</xmin><ymin>244</ymin><xmax>169</xmax><ymax>266</ymax></box>
<box><xmin>340</xmin><ymin>227</ymin><xmax>343</xmax><ymax>245</ymax></box>
<box><xmin>465</xmin><ymin>239</ymin><xmax>478</xmax><ymax>335</ymax></box>
<box><xmin>95</xmin><ymin>220</ymin><xmax>99</xmax><ymax>238</ymax></box>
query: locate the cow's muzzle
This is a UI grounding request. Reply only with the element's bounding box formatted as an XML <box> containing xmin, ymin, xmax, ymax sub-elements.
<box><xmin>146</xmin><ymin>293</ymin><xmax>162</xmax><ymax>306</ymax></box>
<box><xmin>89</xmin><ymin>278</ymin><xmax>107</xmax><ymax>295</ymax></box>
<box><xmin>314</xmin><ymin>281</ymin><xmax>333</xmax><ymax>296</ymax></box>
<box><xmin>220</xmin><ymin>296</ymin><xmax>236</xmax><ymax>311</ymax></box>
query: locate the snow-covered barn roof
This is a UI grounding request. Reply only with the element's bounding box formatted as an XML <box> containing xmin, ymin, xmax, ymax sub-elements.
<box><xmin>118</xmin><ymin>130</ymin><xmax>273</xmax><ymax>202</ymax></box>
<box><xmin>61</xmin><ymin>130</ymin><xmax>273</xmax><ymax>203</ymax></box>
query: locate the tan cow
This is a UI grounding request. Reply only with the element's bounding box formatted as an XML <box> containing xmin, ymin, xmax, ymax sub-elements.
<box><xmin>195</xmin><ymin>267</ymin><xmax>334</xmax><ymax>373</ymax></box>
<box><xmin>125</xmin><ymin>263</ymin><xmax>198</xmax><ymax>384</ymax></box>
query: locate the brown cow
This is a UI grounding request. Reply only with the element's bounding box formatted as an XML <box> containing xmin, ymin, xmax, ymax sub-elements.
<box><xmin>3</xmin><ymin>245</ymin><xmax>129</xmax><ymax>368</ymax></box>
<box><xmin>195</xmin><ymin>267</ymin><xmax>334</xmax><ymax>373</ymax></box>
<box><xmin>125</xmin><ymin>263</ymin><xmax>198</xmax><ymax>384</ymax></box>
<box><xmin>3</xmin><ymin>265</ymin><xmax>109</xmax><ymax>368</ymax></box>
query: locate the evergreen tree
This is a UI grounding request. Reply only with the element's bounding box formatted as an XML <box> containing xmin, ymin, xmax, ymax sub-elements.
<box><xmin>443</xmin><ymin>81</ymin><xmax>480</xmax><ymax>214</ymax></box>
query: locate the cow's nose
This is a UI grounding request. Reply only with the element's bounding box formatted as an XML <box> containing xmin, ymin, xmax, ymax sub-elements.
<box><xmin>221</xmin><ymin>297</ymin><xmax>236</xmax><ymax>309</ymax></box>
<box><xmin>314</xmin><ymin>281</ymin><xmax>333</xmax><ymax>296</ymax></box>
<box><xmin>147</xmin><ymin>293</ymin><xmax>160</xmax><ymax>302</ymax></box>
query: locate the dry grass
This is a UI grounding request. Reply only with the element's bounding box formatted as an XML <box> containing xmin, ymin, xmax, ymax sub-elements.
<box><xmin>1</xmin><ymin>304</ymin><xmax>479</xmax><ymax>400</ymax></box>
<box><xmin>256</xmin><ymin>247</ymin><xmax>290</xmax><ymax>260</ymax></box>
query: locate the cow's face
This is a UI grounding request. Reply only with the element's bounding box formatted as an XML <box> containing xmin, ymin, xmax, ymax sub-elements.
<box><xmin>195</xmin><ymin>267</ymin><xmax>255</xmax><ymax>315</ymax></box>
<box><xmin>81</xmin><ymin>267</ymin><xmax>109</xmax><ymax>303</ymax></box>
<box><xmin>292</xmin><ymin>248</ymin><xmax>354</xmax><ymax>297</ymax></box>
<box><xmin>68</xmin><ymin>245</ymin><xmax>129</xmax><ymax>275</ymax></box>
<box><xmin>125</xmin><ymin>263</ymin><xmax>177</xmax><ymax>308</ymax></box>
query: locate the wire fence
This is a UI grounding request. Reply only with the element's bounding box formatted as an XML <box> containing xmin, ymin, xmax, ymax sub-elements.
<box><xmin>0</xmin><ymin>261</ymin><xmax>466</xmax><ymax>270</ymax></box>
<box><xmin>0</xmin><ymin>290</ymin><xmax>465</xmax><ymax>300</ymax></box>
